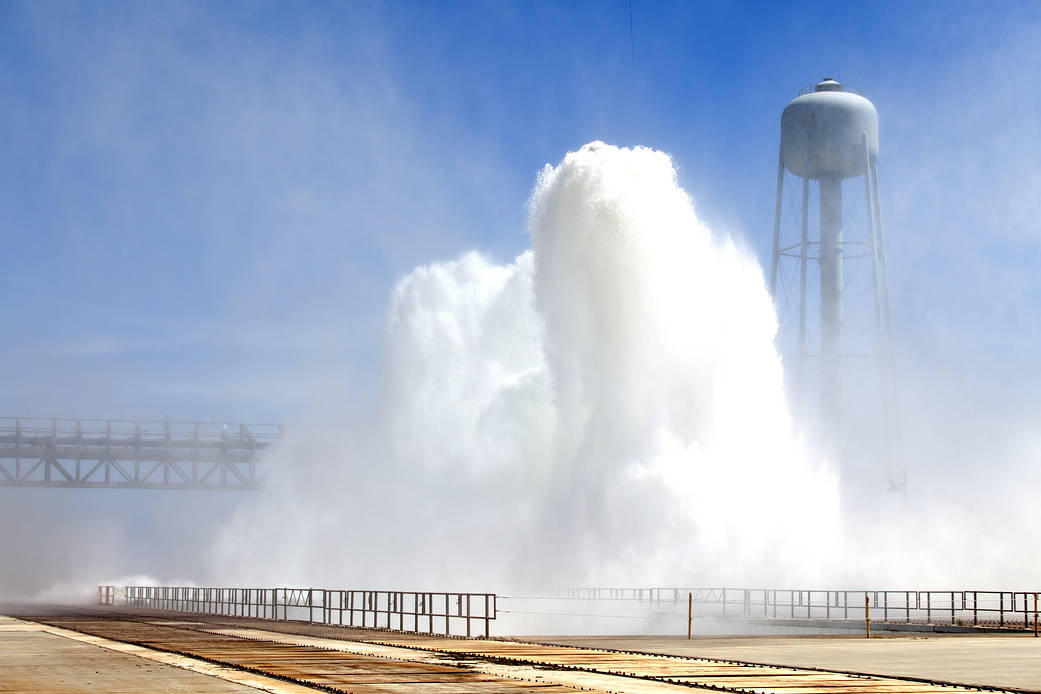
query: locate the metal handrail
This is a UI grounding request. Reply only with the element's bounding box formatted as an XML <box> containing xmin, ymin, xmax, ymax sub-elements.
<box><xmin>0</xmin><ymin>417</ymin><xmax>281</xmax><ymax>443</ymax></box>
<box><xmin>797</xmin><ymin>83</ymin><xmax>862</xmax><ymax>97</ymax></box>
<box><xmin>563</xmin><ymin>587</ymin><xmax>1040</xmax><ymax>630</ymax></box>
<box><xmin>2</xmin><ymin>417</ymin><xmax>281</xmax><ymax>490</ymax></box>
<box><xmin>100</xmin><ymin>585</ymin><xmax>498</xmax><ymax>638</ymax></box>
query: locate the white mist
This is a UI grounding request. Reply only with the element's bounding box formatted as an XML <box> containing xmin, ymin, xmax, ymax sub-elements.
<box><xmin>208</xmin><ymin>142</ymin><xmax>840</xmax><ymax>594</ymax></box>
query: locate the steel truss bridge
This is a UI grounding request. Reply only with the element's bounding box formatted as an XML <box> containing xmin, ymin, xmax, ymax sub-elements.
<box><xmin>0</xmin><ymin>417</ymin><xmax>279</xmax><ymax>490</ymax></box>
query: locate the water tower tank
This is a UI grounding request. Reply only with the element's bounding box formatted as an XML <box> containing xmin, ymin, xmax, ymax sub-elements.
<box><xmin>780</xmin><ymin>78</ymin><xmax>879</xmax><ymax>180</ymax></box>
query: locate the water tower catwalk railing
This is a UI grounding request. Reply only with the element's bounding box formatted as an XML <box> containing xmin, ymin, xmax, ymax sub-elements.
<box><xmin>98</xmin><ymin>585</ymin><xmax>498</xmax><ymax>637</ymax></box>
<box><xmin>561</xmin><ymin>587</ymin><xmax>1040</xmax><ymax>631</ymax></box>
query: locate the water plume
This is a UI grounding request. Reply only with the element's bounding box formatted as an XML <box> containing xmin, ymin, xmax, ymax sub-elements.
<box><xmin>209</xmin><ymin>142</ymin><xmax>838</xmax><ymax>593</ymax></box>
<box><xmin>522</xmin><ymin>142</ymin><xmax>837</xmax><ymax>586</ymax></box>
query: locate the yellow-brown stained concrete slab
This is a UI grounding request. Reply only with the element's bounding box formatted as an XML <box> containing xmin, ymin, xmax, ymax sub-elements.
<box><xmin>198</xmin><ymin>625</ymin><xmax>701</xmax><ymax>694</ymax></box>
<box><xmin>529</xmin><ymin>634</ymin><xmax>1041</xmax><ymax>691</ymax></box>
<box><xmin>11</xmin><ymin>609</ymin><xmax>1037</xmax><ymax>694</ymax></box>
<box><xmin>10</xmin><ymin>615</ymin><xmax>597</xmax><ymax>693</ymax></box>
<box><xmin>0</xmin><ymin>616</ymin><xmax>316</xmax><ymax>694</ymax></box>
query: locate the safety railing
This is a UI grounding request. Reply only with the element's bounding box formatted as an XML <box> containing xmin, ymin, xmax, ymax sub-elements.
<box><xmin>797</xmin><ymin>83</ymin><xmax>861</xmax><ymax>96</ymax></box>
<box><xmin>0</xmin><ymin>417</ymin><xmax>280</xmax><ymax>450</ymax></box>
<box><xmin>99</xmin><ymin>585</ymin><xmax>498</xmax><ymax>637</ymax></box>
<box><xmin>1</xmin><ymin>417</ymin><xmax>280</xmax><ymax>490</ymax></box>
<box><xmin>563</xmin><ymin>587</ymin><xmax>1041</xmax><ymax>630</ymax></box>
<box><xmin>98</xmin><ymin>585</ymin><xmax>117</xmax><ymax>606</ymax></box>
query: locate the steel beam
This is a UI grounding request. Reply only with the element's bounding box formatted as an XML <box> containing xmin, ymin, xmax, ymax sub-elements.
<box><xmin>0</xmin><ymin>417</ymin><xmax>278</xmax><ymax>490</ymax></box>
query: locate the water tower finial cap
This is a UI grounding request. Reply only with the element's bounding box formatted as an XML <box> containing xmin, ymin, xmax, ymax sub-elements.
<box><xmin>816</xmin><ymin>78</ymin><xmax>843</xmax><ymax>92</ymax></box>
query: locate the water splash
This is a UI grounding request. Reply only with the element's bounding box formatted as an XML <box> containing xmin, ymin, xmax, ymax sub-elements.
<box><xmin>523</xmin><ymin>142</ymin><xmax>838</xmax><ymax>586</ymax></box>
<box><xmin>210</xmin><ymin>142</ymin><xmax>839</xmax><ymax>592</ymax></box>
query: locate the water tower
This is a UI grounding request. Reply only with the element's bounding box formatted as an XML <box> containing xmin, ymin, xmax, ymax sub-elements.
<box><xmin>769</xmin><ymin>78</ymin><xmax>900</xmax><ymax>495</ymax></box>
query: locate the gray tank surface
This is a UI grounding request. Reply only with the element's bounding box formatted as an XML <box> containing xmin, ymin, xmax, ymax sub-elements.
<box><xmin>780</xmin><ymin>78</ymin><xmax>878</xmax><ymax>180</ymax></box>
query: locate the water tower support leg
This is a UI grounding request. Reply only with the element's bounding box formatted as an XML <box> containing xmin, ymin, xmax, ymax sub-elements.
<box><xmin>870</xmin><ymin>159</ymin><xmax>905</xmax><ymax>493</ymax></box>
<box><xmin>819</xmin><ymin>176</ymin><xmax>844</xmax><ymax>426</ymax></box>
<box><xmin>798</xmin><ymin>166</ymin><xmax>809</xmax><ymax>412</ymax></box>
<box><xmin>770</xmin><ymin>150</ymin><xmax>784</xmax><ymax>296</ymax></box>
<box><xmin>862</xmin><ymin>135</ymin><xmax>884</xmax><ymax>350</ymax></box>
<box><xmin>870</xmin><ymin>161</ymin><xmax>892</xmax><ymax>346</ymax></box>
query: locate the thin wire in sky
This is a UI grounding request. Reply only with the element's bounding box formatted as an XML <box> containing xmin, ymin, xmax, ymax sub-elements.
<box><xmin>629</xmin><ymin>0</ymin><xmax>640</xmax><ymax>144</ymax></box>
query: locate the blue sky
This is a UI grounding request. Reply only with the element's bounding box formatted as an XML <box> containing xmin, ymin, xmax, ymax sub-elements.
<box><xmin>1</xmin><ymin>0</ymin><xmax>1039</xmax><ymax>431</ymax></box>
<box><xmin>3</xmin><ymin>1</ymin><xmax>1040</xmax><ymax>427</ymax></box>
<box><xmin>1</xmin><ymin>0</ymin><xmax>1040</xmax><ymax>596</ymax></box>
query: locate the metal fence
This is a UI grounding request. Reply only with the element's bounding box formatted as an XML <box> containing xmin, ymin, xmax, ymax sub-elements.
<box><xmin>1</xmin><ymin>417</ymin><xmax>281</xmax><ymax>448</ymax></box>
<box><xmin>99</xmin><ymin>585</ymin><xmax>498</xmax><ymax>637</ymax></box>
<box><xmin>1</xmin><ymin>417</ymin><xmax>280</xmax><ymax>490</ymax></box>
<box><xmin>563</xmin><ymin>587</ymin><xmax>1041</xmax><ymax>630</ymax></box>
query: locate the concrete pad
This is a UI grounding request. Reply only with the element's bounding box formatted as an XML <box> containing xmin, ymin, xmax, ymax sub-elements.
<box><xmin>529</xmin><ymin>634</ymin><xmax>1041</xmax><ymax>691</ymax></box>
<box><xmin>0</xmin><ymin>630</ymin><xmax>263</xmax><ymax>693</ymax></box>
<box><xmin>194</xmin><ymin>624</ymin><xmax>698</xmax><ymax>694</ymax></box>
<box><xmin>0</xmin><ymin>616</ymin><xmax>315</xmax><ymax>694</ymax></box>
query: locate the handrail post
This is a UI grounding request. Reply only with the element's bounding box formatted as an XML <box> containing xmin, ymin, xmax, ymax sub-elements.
<box><xmin>687</xmin><ymin>592</ymin><xmax>693</xmax><ymax>639</ymax></box>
